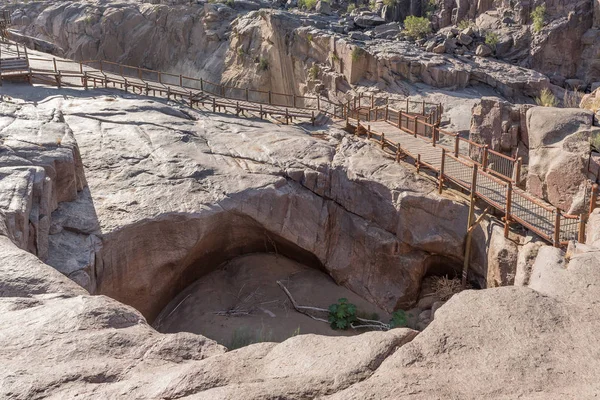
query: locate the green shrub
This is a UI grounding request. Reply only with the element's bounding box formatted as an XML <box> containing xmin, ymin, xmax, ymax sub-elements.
<box><xmin>258</xmin><ymin>57</ymin><xmax>269</xmax><ymax>71</ymax></box>
<box><xmin>457</xmin><ymin>19</ymin><xmax>472</xmax><ymax>30</ymax></box>
<box><xmin>535</xmin><ymin>88</ymin><xmax>558</xmax><ymax>107</ymax></box>
<box><xmin>328</xmin><ymin>298</ymin><xmax>357</xmax><ymax>330</ymax></box>
<box><xmin>389</xmin><ymin>310</ymin><xmax>409</xmax><ymax>328</ymax></box>
<box><xmin>531</xmin><ymin>4</ymin><xmax>546</xmax><ymax>33</ymax></box>
<box><xmin>351</xmin><ymin>46</ymin><xmax>365</xmax><ymax>62</ymax></box>
<box><xmin>308</xmin><ymin>64</ymin><xmax>319</xmax><ymax>80</ymax></box>
<box><xmin>237</xmin><ymin>47</ymin><xmax>244</xmax><ymax>57</ymax></box>
<box><xmin>331</xmin><ymin>52</ymin><xmax>340</xmax><ymax>63</ymax></box>
<box><xmin>485</xmin><ymin>31</ymin><xmax>499</xmax><ymax>50</ymax></box>
<box><xmin>383</xmin><ymin>0</ymin><xmax>397</xmax><ymax>7</ymax></box>
<box><xmin>298</xmin><ymin>0</ymin><xmax>318</xmax><ymax>10</ymax></box>
<box><xmin>307</xmin><ymin>33</ymin><xmax>313</xmax><ymax>43</ymax></box>
<box><xmin>423</xmin><ymin>0</ymin><xmax>436</xmax><ymax>18</ymax></box>
<box><xmin>347</xmin><ymin>2</ymin><xmax>356</xmax><ymax>13</ymax></box>
<box><xmin>404</xmin><ymin>16</ymin><xmax>431</xmax><ymax>39</ymax></box>
<box><xmin>369</xmin><ymin>0</ymin><xmax>377</xmax><ymax>10</ymax></box>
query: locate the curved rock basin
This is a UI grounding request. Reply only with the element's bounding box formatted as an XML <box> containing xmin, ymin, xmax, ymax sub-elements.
<box><xmin>154</xmin><ymin>253</ymin><xmax>389</xmax><ymax>346</ymax></box>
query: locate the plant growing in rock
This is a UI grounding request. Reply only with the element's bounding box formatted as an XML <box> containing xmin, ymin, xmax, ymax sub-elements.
<box><xmin>457</xmin><ymin>19</ymin><xmax>473</xmax><ymax>30</ymax></box>
<box><xmin>351</xmin><ymin>46</ymin><xmax>365</xmax><ymax>62</ymax></box>
<box><xmin>531</xmin><ymin>4</ymin><xmax>546</xmax><ymax>33</ymax></box>
<box><xmin>307</xmin><ymin>33</ymin><xmax>313</xmax><ymax>43</ymax></box>
<box><xmin>328</xmin><ymin>298</ymin><xmax>357</xmax><ymax>330</ymax></box>
<box><xmin>563</xmin><ymin>89</ymin><xmax>583</xmax><ymax>108</ymax></box>
<box><xmin>331</xmin><ymin>52</ymin><xmax>340</xmax><ymax>63</ymax></box>
<box><xmin>308</xmin><ymin>64</ymin><xmax>320</xmax><ymax>80</ymax></box>
<box><xmin>237</xmin><ymin>47</ymin><xmax>245</xmax><ymax>58</ymax></box>
<box><xmin>347</xmin><ymin>2</ymin><xmax>356</xmax><ymax>13</ymax></box>
<box><xmin>389</xmin><ymin>310</ymin><xmax>409</xmax><ymax>328</ymax></box>
<box><xmin>383</xmin><ymin>0</ymin><xmax>398</xmax><ymax>7</ymax></box>
<box><xmin>298</xmin><ymin>0</ymin><xmax>318</xmax><ymax>10</ymax></box>
<box><xmin>535</xmin><ymin>88</ymin><xmax>558</xmax><ymax>107</ymax></box>
<box><xmin>423</xmin><ymin>0</ymin><xmax>437</xmax><ymax>18</ymax></box>
<box><xmin>484</xmin><ymin>31</ymin><xmax>499</xmax><ymax>50</ymax></box>
<box><xmin>404</xmin><ymin>16</ymin><xmax>431</xmax><ymax>39</ymax></box>
<box><xmin>258</xmin><ymin>57</ymin><xmax>269</xmax><ymax>71</ymax></box>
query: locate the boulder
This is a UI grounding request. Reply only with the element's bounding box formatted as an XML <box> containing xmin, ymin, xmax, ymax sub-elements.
<box><xmin>526</xmin><ymin>107</ymin><xmax>597</xmax><ymax>213</ymax></box>
<box><xmin>457</xmin><ymin>32</ymin><xmax>472</xmax><ymax>46</ymax></box>
<box><xmin>315</xmin><ymin>0</ymin><xmax>331</xmax><ymax>15</ymax></box>
<box><xmin>470</xmin><ymin>97</ymin><xmax>529</xmax><ymax>155</ymax></box>
<box><xmin>475</xmin><ymin>44</ymin><xmax>492</xmax><ymax>57</ymax></box>
<box><xmin>354</xmin><ymin>14</ymin><xmax>386</xmax><ymax>28</ymax></box>
<box><xmin>432</xmin><ymin>43</ymin><xmax>445</xmax><ymax>53</ymax></box>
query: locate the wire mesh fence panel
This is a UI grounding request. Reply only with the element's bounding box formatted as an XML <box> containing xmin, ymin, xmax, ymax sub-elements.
<box><xmin>475</xmin><ymin>170</ymin><xmax>508</xmax><ymax>211</ymax></box>
<box><xmin>486</xmin><ymin>150</ymin><xmax>515</xmax><ymax>181</ymax></box>
<box><xmin>559</xmin><ymin>215</ymin><xmax>579</xmax><ymax>243</ymax></box>
<box><xmin>510</xmin><ymin>189</ymin><xmax>555</xmax><ymax>241</ymax></box>
<box><xmin>437</xmin><ymin>130</ymin><xmax>456</xmax><ymax>152</ymax></box>
<box><xmin>444</xmin><ymin>155</ymin><xmax>473</xmax><ymax>189</ymax></box>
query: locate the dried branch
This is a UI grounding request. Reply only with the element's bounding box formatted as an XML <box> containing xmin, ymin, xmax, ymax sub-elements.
<box><xmin>276</xmin><ymin>281</ymin><xmax>329</xmax><ymax>323</ymax></box>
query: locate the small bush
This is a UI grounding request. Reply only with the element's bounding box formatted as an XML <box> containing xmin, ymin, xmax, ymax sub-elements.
<box><xmin>328</xmin><ymin>298</ymin><xmax>357</xmax><ymax>330</ymax></box>
<box><xmin>331</xmin><ymin>52</ymin><xmax>340</xmax><ymax>63</ymax></box>
<box><xmin>535</xmin><ymin>88</ymin><xmax>558</xmax><ymax>107</ymax></box>
<box><xmin>351</xmin><ymin>46</ymin><xmax>365</xmax><ymax>62</ymax></box>
<box><xmin>369</xmin><ymin>0</ymin><xmax>377</xmax><ymax>10</ymax></box>
<box><xmin>307</xmin><ymin>33</ymin><xmax>313</xmax><ymax>43</ymax></box>
<box><xmin>423</xmin><ymin>0</ymin><xmax>436</xmax><ymax>18</ymax></box>
<box><xmin>485</xmin><ymin>31</ymin><xmax>499</xmax><ymax>50</ymax></box>
<box><xmin>431</xmin><ymin>276</ymin><xmax>464</xmax><ymax>301</ymax></box>
<box><xmin>457</xmin><ymin>19</ymin><xmax>472</xmax><ymax>30</ymax></box>
<box><xmin>404</xmin><ymin>16</ymin><xmax>431</xmax><ymax>39</ymax></box>
<box><xmin>563</xmin><ymin>89</ymin><xmax>583</xmax><ymax>108</ymax></box>
<box><xmin>308</xmin><ymin>64</ymin><xmax>319</xmax><ymax>80</ymax></box>
<box><xmin>298</xmin><ymin>0</ymin><xmax>317</xmax><ymax>10</ymax></box>
<box><xmin>531</xmin><ymin>4</ymin><xmax>546</xmax><ymax>33</ymax></box>
<box><xmin>383</xmin><ymin>0</ymin><xmax>397</xmax><ymax>7</ymax></box>
<box><xmin>347</xmin><ymin>2</ymin><xmax>356</xmax><ymax>13</ymax></box>
<box><xmin>258</xmin><ymin>57</ymin><xmax>269</xmax><ymax>71</ymax></box>
<box><xmin>236</xmin><ymin>47</ymin><xmax>244</xmax><ymax>57</ymax></box>
<box><xmin>224</xmin><ymin>0</ymin><xmax>235</xmax><ymax>7</ymax></box>
<box><xmin>389</xmin><ymin>310</ymin><xmax>408</xmax><ymax>328</ymax></box>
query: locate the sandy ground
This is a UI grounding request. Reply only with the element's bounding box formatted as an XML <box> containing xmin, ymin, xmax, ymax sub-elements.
<box><xmin>153</xmin><ymin>253</ymin><xmax>390</xmax><ymax>348</ymax></box>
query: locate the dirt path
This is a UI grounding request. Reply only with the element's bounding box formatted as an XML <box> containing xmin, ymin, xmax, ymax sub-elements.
<box><xmin>153</xmin><ymin>253</ymin><xmax>390</xmax><ymax>348</ymax></box>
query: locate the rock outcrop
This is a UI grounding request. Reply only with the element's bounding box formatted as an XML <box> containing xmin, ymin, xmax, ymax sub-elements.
<box><xmin>526</xmin><ymin>106</ymin><xmax>597</xmax><ymax>213</ymax></box>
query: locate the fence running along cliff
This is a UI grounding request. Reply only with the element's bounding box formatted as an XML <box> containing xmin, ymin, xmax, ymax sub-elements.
<box><xmin>0</xmin><ymin>39</ymin><xmax>596</xmax><ymax>247</ymax></box>
<box><xmin>346</xmin><ymin>104</ymin><xmax>591</xmax><ymax>247</ymax></box>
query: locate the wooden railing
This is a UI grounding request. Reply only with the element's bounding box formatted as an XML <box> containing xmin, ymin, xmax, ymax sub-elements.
<box><xmin>376</xmin><ymin>106</ymin><xmax>522</xmax><ymax>184</ymax></box>
<box><xmin>351</xmin><ymin>118</ymin><xmax>583</xmax><ymax>246</ymax></box>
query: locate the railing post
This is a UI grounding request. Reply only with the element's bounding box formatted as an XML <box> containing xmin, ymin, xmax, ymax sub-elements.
<box><xmin>245</xmin><ymin>88</ymin><xmax>249</xmax><ymax>101</ymax></box>
<box><xmin>454</xmin><ymin>135</ymin><xmax>459</xmax><ymax>157</ymax></box>
<box><xmin>578</xmin><ymin>216</ymin><xmax>586</xmax><ymax>243</ymax></box>
<box><xmin>317</xmin><ymin>95</ymin><xmax>320</xmax><ymax>111</ymax></box>
<box><xmin>505</xmin><ymin>182</ymin><xmax>513</xmax><ymax>238</ymax></box>
<box><xmin>590</xmin><ymin>183</ymin><xmax>599</xmax><ymax>214</ymax></box>
<box><xmin>553</xmin><ymin>208</ymin><xmax>561</xmax><ymax>247</ymax></box>
<box><xmin>268</xmin><ymin>91</ymin><xmax>272</xmax><ymax>104</ymax></box>
<box><xmin>416</xmin><ymin>154</ymin><xmax>421</xmax><ymax>173</ymax></box>
<box><xmin>514</xmin><ymin>157</ymin><xmax>522</xmax><ymax>184</ymax></box>
<box><xmin>432</xmin><ymin>127</ymin><xmax>437</xmax><ymax>147</ymax></box>
<box><xmin>385</xmin><ymin>104</ymin><xmax>389</xmax><ymax>121</ymax></box>
<box><xmin>79</xmin><ymin>62</ymin><xmax>83</xmax><ymax>74</ymax></box>
<box><xmin>53</xmin><ymin>58</ymin><xmax>57</xmax><ymax>73</ymax></box>
<box><xmin>367</xmin><ymin>108</ymin><xmax>371</xmax><ymax>122</ymax></box>
<box><xmin>293</xmin><ymin>94</ymin><xmax>296</xmax><ymax>108</ymax></box>
<box><xmin>312</xmin><ymin>111</ymin><xmax>315</xmax><ymax>126</ymax></box>
<box><xmin>463</xmin><ymin>164</ymin><xmax>478</xmax><ymax>288</ymax></box>
<box><xmin>482</xmin><ymin>145</ymin><xmax>489</xmax><ymax>171</ymax></box>
<box><xmin>367</xmin><ymin>124</ymin><xmax>371</xmax><ymax>139</ymax></box>
<box><xmin>406</xmin><ymin>98</ymin><xmax>409</xmax><ymax>113</ymax></box>
<box><xmin>370</xmin><ymin>94</ymin><xmax>374</xmax><ymax>108</ymax></box>
<box><xmin>421</xmin><ymin>100</ymin><xmax>425</xmax><ymax>115</ymax></box>
<box><xmin>397</xmin><ymin>111</ymin><xmax>401</xmax><ymax>128</ymax></box>
<box><xmin>439</xmin><ymin>148</ymin><xmax>446</xmax><ymax>194</ymax></box>
<box><xmin>381</xmin><ymin>133</ymin><xmax>385</xmax><ymax>149</ymax></box>
<box><xmin>179</xmin><ymin>74</ymin><xmax>183</xmax><ymax>87</ymax></box>
<box><xmin>158</xmin><ymin>71</ymin><xmax>162</xmax><ymax>84</ymax></box>
<box><xmin>99</xmin><ymin>60</ymin><xmax>103</xmax><ymax>73</ymax></box>
<box><xmin>200</xmin><ymin>78</ymin><xmax>204</xmax><ymax>91</ymax></box>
